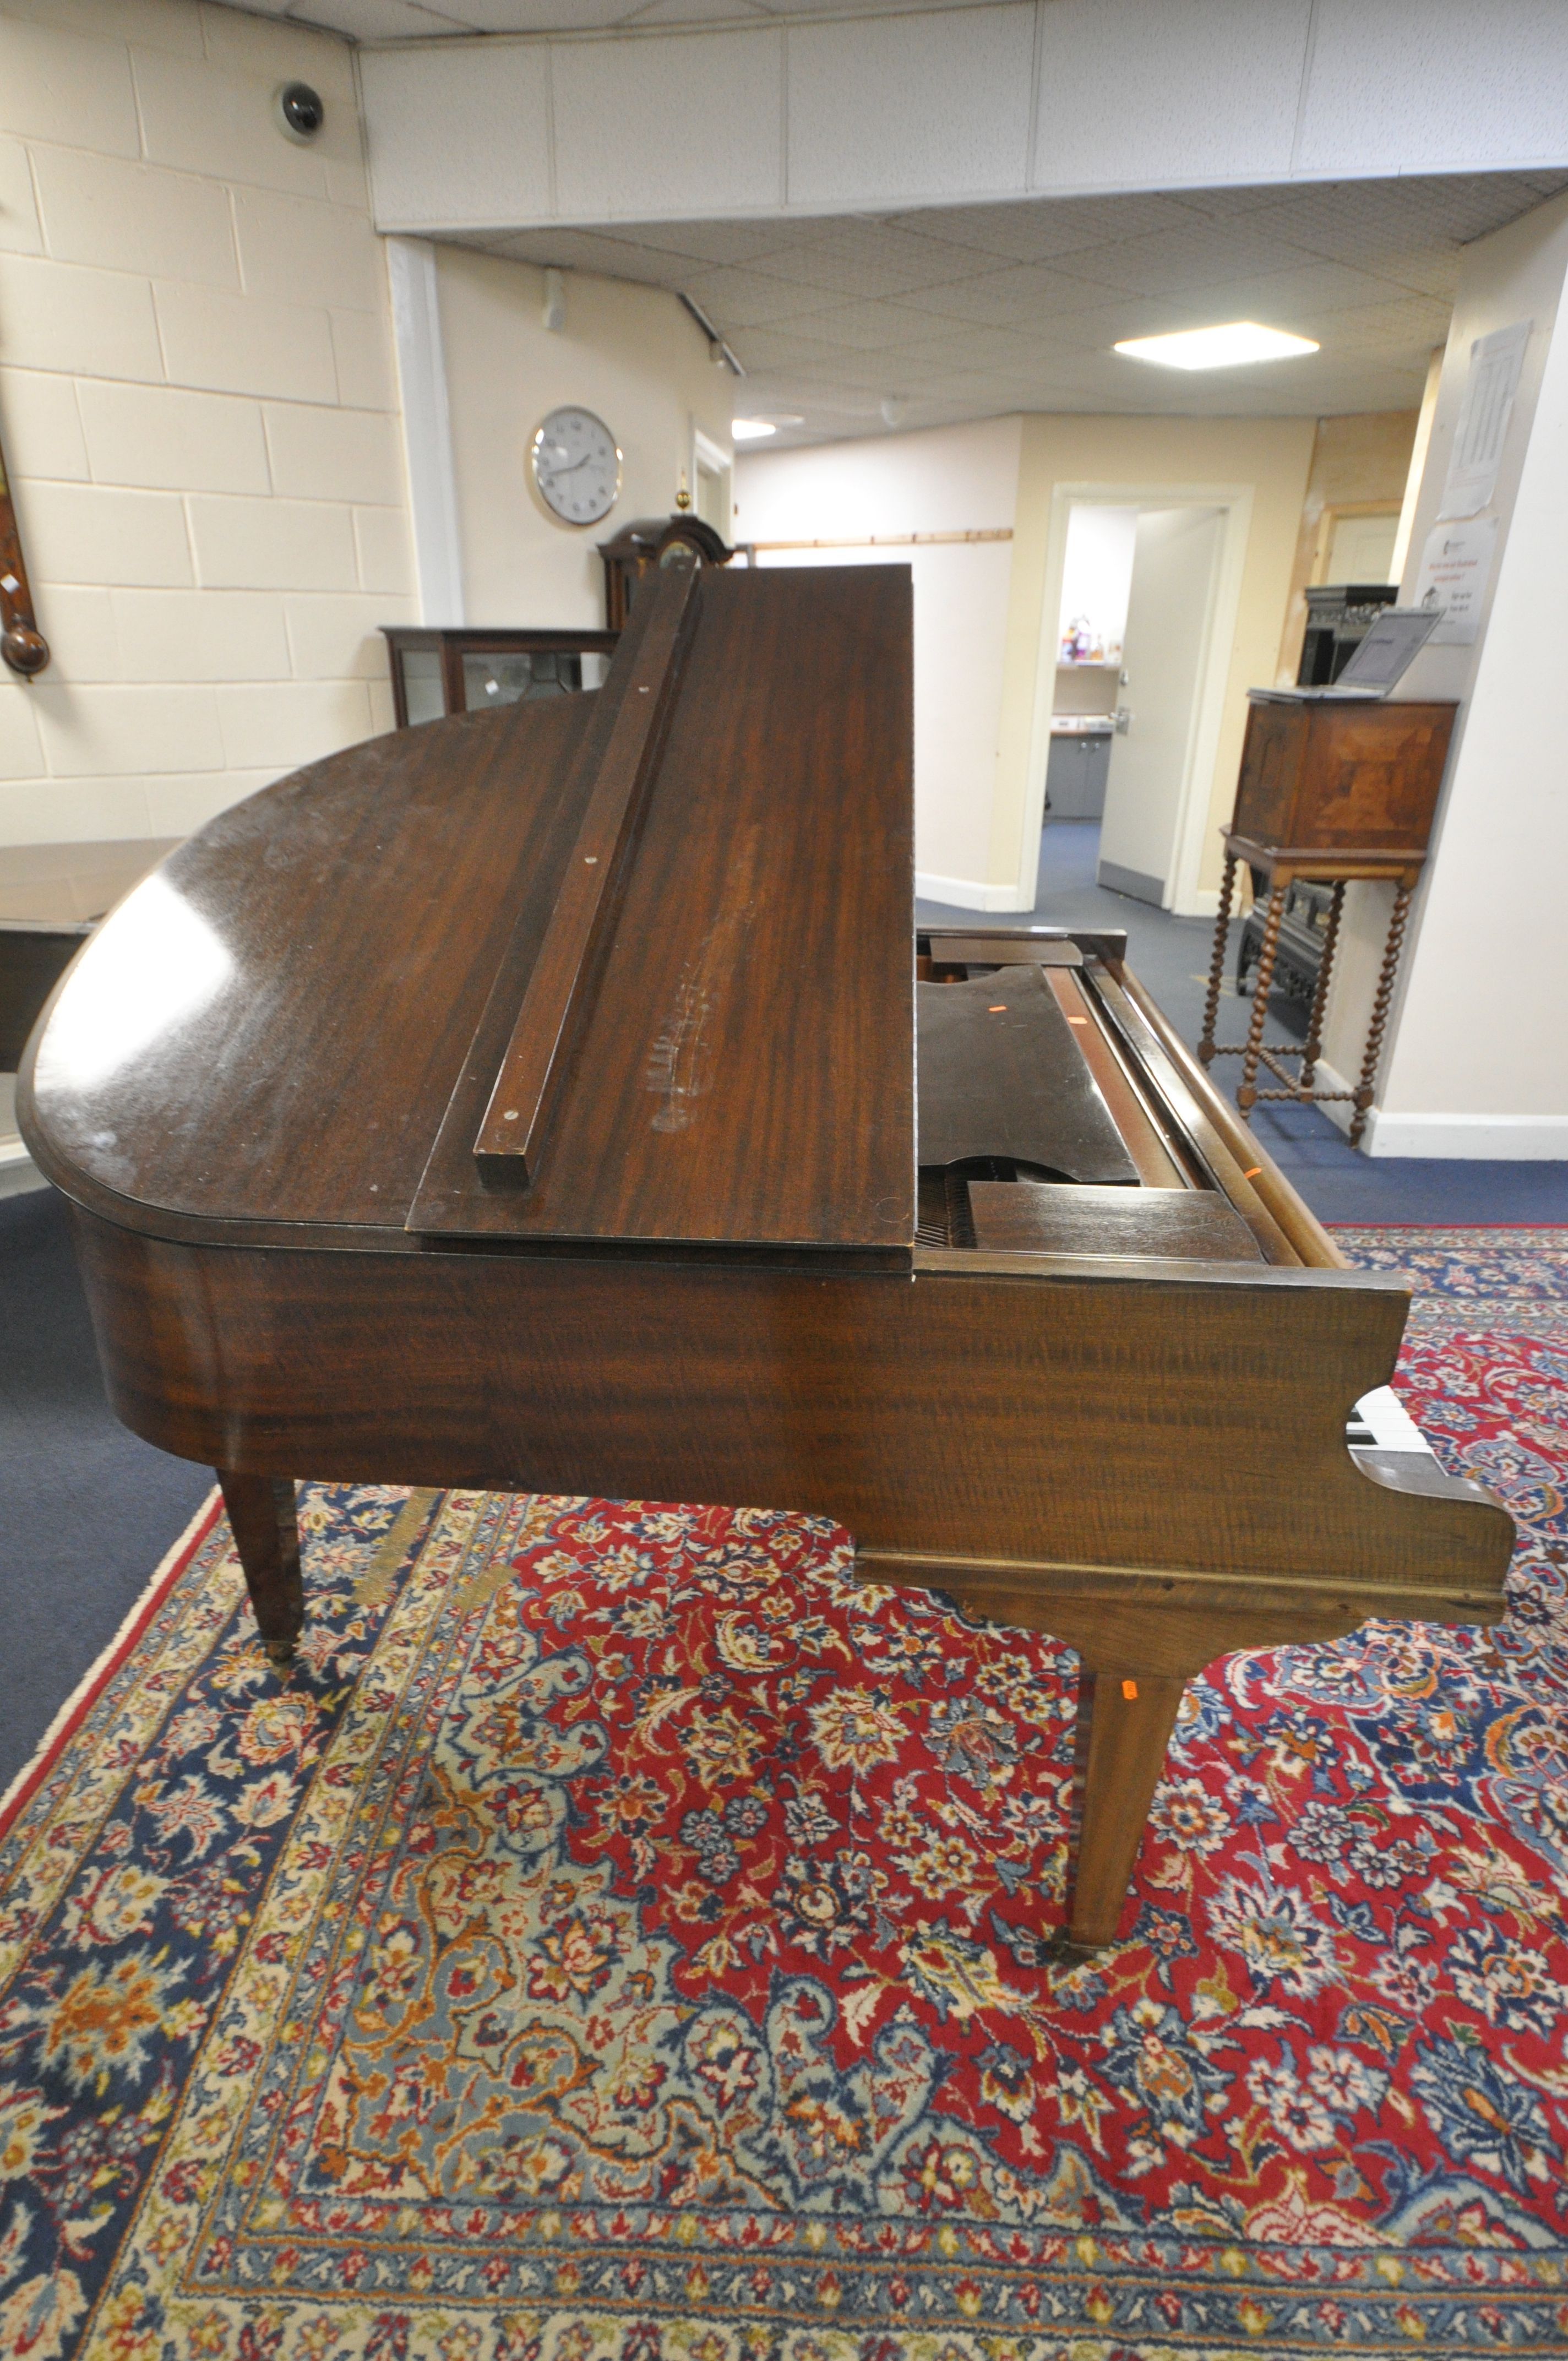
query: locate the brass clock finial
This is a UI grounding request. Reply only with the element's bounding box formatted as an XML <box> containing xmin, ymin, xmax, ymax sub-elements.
<box><xmin>675</xmin><ymin>470</ymin><xmax>692</xmax><ymax>513</ymax></box>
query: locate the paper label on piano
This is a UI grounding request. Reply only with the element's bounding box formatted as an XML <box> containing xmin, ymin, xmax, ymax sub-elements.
<box><xmin>1411</xmin><ymin>516</ymin><xmax>1498</xmax><ymax>646</ymax></box>
<box><xmin>1438</xmin><ymin>320</ymin><xmax>1530</xmax><ymax>520</ymax></box>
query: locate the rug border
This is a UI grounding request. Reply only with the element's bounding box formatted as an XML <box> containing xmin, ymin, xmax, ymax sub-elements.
<box><xmin>0</xmin><ymin>1486</ymin><xmax>222</xmax><ymax>1842</ymax></box>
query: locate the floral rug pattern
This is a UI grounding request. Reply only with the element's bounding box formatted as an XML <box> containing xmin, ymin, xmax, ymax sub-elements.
<box><xmin>1</xmin><ymin>1229</ymin><xmax>1565</xmax><ymax>2358</ymax></box>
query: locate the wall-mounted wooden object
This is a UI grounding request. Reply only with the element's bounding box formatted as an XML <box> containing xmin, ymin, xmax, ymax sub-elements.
<box><xmin>0</xmin><ymin>426</ymin><xmax>49</xmax><ymax>679</ymax></box>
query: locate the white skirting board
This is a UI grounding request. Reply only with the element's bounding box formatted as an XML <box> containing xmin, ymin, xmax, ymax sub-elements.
<box><xmin>1364</xmin><ymin>1112</ymin><xmax>1568</xmax><ymax>1159</ymax></box>
<box><xmin>914</xmin><ymin>873</ymin><xmax>1030</xmax><ymax>912</ymax></box>
<box><xmin>1310</xmin><ymin>1059</ymin><xmax>1568</xmax><ymax>1158</ymax></box>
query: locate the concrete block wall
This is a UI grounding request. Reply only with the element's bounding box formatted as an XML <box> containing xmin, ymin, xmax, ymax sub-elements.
<box><xmin>0</xmin><ymin>0</ymin><xmax>417</xmax><ymax>846</ymax></box>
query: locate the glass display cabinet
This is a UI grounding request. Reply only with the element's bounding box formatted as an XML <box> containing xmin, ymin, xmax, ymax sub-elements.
<box><xmin>381</xmin><ymin>627</ymin><xmax>620</xmax><ymax>729</ymax></box>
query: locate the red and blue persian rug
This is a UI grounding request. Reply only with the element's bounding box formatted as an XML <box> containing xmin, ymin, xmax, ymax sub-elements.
<box><xmin>2</xmin><ymin>1226</ymin><xmax>1565</xmax><ymax>2359</ymax></box>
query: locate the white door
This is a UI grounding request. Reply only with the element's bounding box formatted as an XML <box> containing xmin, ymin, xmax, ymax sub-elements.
<box><xmin>1324</xmin><ymin>509</ymin><xmax>1399</xmax><ymax>583</ymax></box>
<box><xmin>1097</xmin><ymin>506</ymin><xmax>1224</xmax><ymax>907</ymax></box>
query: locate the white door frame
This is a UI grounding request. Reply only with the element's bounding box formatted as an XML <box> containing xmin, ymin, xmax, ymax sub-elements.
<box><xmin>692</xmin><ymin>426</ymin><xmax>734</xmax><ymax>538</ymax></box>
<box><xmin>1020</xmin><ymin>480</ymin><xmax>1254</xmax><ymax>915</ymax></box>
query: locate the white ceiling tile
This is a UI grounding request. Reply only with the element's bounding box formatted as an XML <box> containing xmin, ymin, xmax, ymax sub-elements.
<box><xmin>289</xmin><ymin>0</ymin><xmax>479</xmax><ymax>34</ymax></box>
<box><xmin>787</xmin><ymin>6</ymin><xmax>1034</xmax><ymax>210</ymax></box>
<box><xmin>636</xmin><ymin>218</ymin><xmax>805</xmax><ymax>265</ymax></box>
<box><xmin>1173</xmin><ymin>185</ymin><xmax>1310</xmax><ymax>220</ymax></box>
<box><xmin>890</xmin><ymin>262</ymin><xmax>1129</xmax><ymax>328</ymax></box>
<box><xmin>1033</xmin><ymin>0</ymin><xmax>1311</xmax><ymax>194</ymax></box>
<box><xmin>553</xmin><ymin>29</ymin><xmax>784</xmax><ymax>219</ymax></box>
<box><xmin>621</xmin><ymin>0</ymin><xmax>771</xmax><ymax>20</ymax></box>
<box><xmin>1303</xmin><ymin>290</ymin><xmax>1456</xmax><ymax>337</ymax></box>
<box><xmin>481</xmin><ymin>227</ymin><xmax>689</xmax><ymax>280</ymax></box>
<box><xmin>750</xmin><ymin>226</ymin><xmax>984</xmax><ymax>299</ymax></box>
<box><xmin>888</xmin><ymin>191</ymin><xmax>1214</xmax><ymax>262</ymax></box>
<box><xmin>677</xmin><ymin>263</ymin><xmax>843</xmax><ymax>325</ymax></box>
<box><xmin>1012</xmin><ymin>293</ymin><xmax>1219</xmax><ymax>349</ymax></box>
<box><xmin>434</xmin><ymin>170</ymin><xmax>1568</xmax><ymax>439</ymax></box>
<box><xmin>726</xmin><ymin>325</ymin><xmax>883</xmax><ymax>373</ymax></box>
<box><xmin>361</xmin><ymin>42</ymin><xmax>551</xmax><ymax>228</ymax></box>
<box><xmin>757</xmin><ymin>0</ymin><xmax>997</xmax><ymax>13</ymax></box>
<box><xmin>435</xmin><ymin>0</ymin><xmax>639</xmax><ymax>24</ymax></box>
<box><xmin>1056</xmin><ymin>222</ymin><xmax>1323</xmax><ymax>300</ymax></box>
<box><xmin>1204</xmin><ymin>260</ymin><xmax>1436</xmax><ymax>320</ymax></box>
<box><xmin>760</xmin><ymin>298</ymin><xmax>957</xmax><ymax>352</ymax></box>
<box><xmin>1298</xmin><ymin>0</ymin><xmax>1568</xmax><ymax>178</ymax></box>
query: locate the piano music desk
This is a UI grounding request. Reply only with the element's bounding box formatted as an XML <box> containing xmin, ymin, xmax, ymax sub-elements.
<box><xmin>19</xmin><ymin>565</ymin><xmax>1512</xmax><ymax>1952</ymax></box>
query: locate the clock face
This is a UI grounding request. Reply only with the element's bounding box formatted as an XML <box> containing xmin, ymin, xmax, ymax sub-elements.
<box><xmin>530</xmin><ymin>406</ymin><xmax>621</xmax><ymax>527</ymax></box>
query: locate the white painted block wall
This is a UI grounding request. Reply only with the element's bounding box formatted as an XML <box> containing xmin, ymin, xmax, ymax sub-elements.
<box><xmin>0</xmin><ymin>0</ymin><xmax>418</xmax><ymax>847</ymax></box>
<box><xmin>1330</xmin><ymin>192</ymin><xmax>1568</xmax><ymax>1158</ymax></box>
<box><xmin>735</xmin><ymin>420</ymin><xmax>1023</xmax><ymax>905</ymax></box>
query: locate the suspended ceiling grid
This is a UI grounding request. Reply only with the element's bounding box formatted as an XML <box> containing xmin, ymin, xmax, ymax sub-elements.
<box><xmin>456</xmin><ymin>172</ymin><xmax>1567</xmax><ymax>440</ymax></box>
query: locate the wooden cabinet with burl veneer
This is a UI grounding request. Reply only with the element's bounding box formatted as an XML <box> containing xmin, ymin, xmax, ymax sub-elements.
<box><xmin>1231</xmin><ymin>696</ymin><xmax>1455</xmax><ymax>855</ymax></box>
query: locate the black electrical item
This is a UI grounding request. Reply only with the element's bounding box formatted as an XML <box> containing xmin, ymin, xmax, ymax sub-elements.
<box><xmin>276</xmin><ymin>82</ymin><xmax>325</xmax><ymax>142</ymax></box>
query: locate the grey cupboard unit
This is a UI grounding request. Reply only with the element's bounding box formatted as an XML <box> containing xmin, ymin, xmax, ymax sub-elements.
<box><xmin>1046</xmin><ymin>730</ymin><xmax>1112</xmax><ymax>821</ymax></box>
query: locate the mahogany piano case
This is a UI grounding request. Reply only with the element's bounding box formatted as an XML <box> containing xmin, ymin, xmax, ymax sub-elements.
<box><xmin>19</xmin><ymin>564</ymin><xmax>1510</xmax><ymax>1950</ymax></box>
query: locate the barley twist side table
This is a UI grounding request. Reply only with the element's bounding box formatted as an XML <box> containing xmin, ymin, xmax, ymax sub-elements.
<box><xmin>1197</xmin><ymin>834</ymin><xmax>1424</xmax><ymax>1148</ymax></box>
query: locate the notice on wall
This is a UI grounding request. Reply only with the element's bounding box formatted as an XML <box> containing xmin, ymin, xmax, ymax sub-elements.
<box><xmin>1439</xmin><ymin>320</ymin><xmax>1531</xmax><ymax>519</ymax></box>
<box><xmin>1411</xmin><ymin>516</ymin><xmax>1499</xmax><ymax>644</ymax></box>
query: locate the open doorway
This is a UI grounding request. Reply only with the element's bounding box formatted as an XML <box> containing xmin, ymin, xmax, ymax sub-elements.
<box><xmin>1035</xmin><ymin>488</ymin><xmax>1246</xmax><ymax>915</ymax></box>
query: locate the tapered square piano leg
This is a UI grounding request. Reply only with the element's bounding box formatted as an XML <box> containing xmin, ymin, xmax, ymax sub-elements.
<box><xmin>1064</xmin><ymin>1669</ymin><xmax>1186</xmax><ymax>1948</ymax></box>
<box><xmin>217</xmin><ymin>1470</ymin><xmax>303</xmax><ymax>1670</ymax></box>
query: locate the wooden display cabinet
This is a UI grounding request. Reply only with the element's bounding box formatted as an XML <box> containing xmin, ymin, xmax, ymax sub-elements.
<box><xmin>1233</xmin><ymin>695</ymin><xmax>1456</xmax><ymax>855</ymax></box>
<box><xmin>382</xmin><ymin>627</ymin><xmax>619</xmax><ymax>729</ymax></box>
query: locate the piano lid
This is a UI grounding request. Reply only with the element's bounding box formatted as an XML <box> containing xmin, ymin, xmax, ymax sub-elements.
<box><xmin>23</xmin><ymin>565</ymin><xmax>916</xmax><ymax>1265</ymax></box>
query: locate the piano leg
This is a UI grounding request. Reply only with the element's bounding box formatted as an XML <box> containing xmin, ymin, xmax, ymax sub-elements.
<box><xmin>1064</xmin><ymin>1670</ymin><xmax>1186</xmax><ymax>1949</ymax></box>
<box><xmin>217</xmin><ymin>1470</ymin><xmax>304</xmax><ymax>1671</ymax></box>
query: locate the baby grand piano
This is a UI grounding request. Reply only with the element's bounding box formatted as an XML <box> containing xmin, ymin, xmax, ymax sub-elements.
<box><xmin>19</xmin><ymin>563</ymin><xmax>1511</xmax><ymax>1949</ymax></box>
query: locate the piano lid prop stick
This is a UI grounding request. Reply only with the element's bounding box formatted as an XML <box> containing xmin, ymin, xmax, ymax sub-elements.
<box><xmin>473</xmin><ymin>563</ymin><xmax>701</xmax><ymax>1184</ymax></box>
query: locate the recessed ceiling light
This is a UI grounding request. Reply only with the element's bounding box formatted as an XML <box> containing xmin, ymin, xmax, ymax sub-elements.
<box><xmin>1114</xmin><ymin>321</ymin><xmax>1320</xmax><ymax>371</ymax></box>
<box><xmin>732</xmin><ymin>418</ymin><xmax>778</xmax><ymax>440</ymax></box>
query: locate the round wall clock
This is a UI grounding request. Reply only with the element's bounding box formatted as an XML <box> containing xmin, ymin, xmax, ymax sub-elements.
<box><xmin>529</xmin><ymin>406</ymin><xmax>622</xmax><ymax>527</ymax></box>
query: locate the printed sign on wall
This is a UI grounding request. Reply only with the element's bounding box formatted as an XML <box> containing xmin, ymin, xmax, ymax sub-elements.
<box><xmin>1439</xmin><ymin>321</ymin><xmax>1530</xmax><ymax>520</ymax></box>
<box><xmin>1412</xmin><ymin>516</ymin><xmax>1500</xmax><ymax>645</ymax></box>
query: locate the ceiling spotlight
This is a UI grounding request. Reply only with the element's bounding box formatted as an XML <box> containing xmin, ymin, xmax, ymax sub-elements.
<box><xmin>881</xmin><ymin>395</ymin><xmax>908</xmax><ymax>427</ymax></box>
<box><xmin>1114</xmin><ymin>322</ymin><xmax>1320</xmax><ymax>371</ymax></box>
<box><xmin>732</xmin><ymin>419</ymin><xmax>778</xmax><ymax>440</ymax></box>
